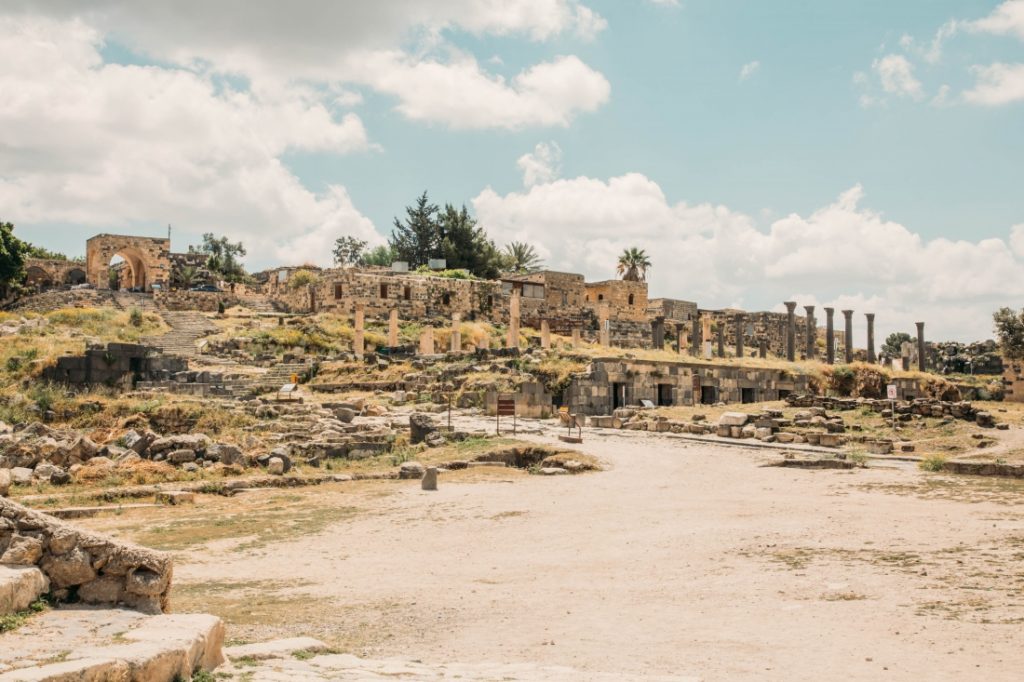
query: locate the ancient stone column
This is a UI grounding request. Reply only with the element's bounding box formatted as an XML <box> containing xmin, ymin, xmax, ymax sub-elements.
<box><xmin>571</xmin><ymin>328</ymin><xmax>581</xmax><ymax>349</ymax></box>
<box><xmin>651</xmin><ymin>318</ymin><xmax>665</xmax><ymax>350</ymax></box>
<box><xmin>702</xmin><ymin>317</ymin><xmax>713</xmax><ymax>359</ymax></box>
<box><xmin>353</xmin><ymin>304</ymin><xmax>365</xmax><ymax>359</ymax></box>
<box><xmin>717</xmin><ymin>323</ymin><xmax>725</xmax><ymax>358</ymax></box>
<box><xmin>758</xmin><ymin>338</ymin><xmax>767</xmax><ymax>359</ymax></box>
<box><xmin>450</xmin><ymin>313</ymin><xmax>461</xmax><ymax>353</ymax></box>
<box><xmin>843</xmin><ymin>310</ymin><xmax>854</xmax><ymax>363</ymax></box>
<box><xmin>690</xmin><ymin>316</ymin><xmax>701</xmax><ymax>356</ymax></box>
<box><xmin>419</xmin><ymin>328</ymin><xmax>434</xmax><ymax>355</ymax></box>
<box><xmin>824</xmin><ymin>307</ymin><xmax>835</xmax><ymax>365</ymax></box>
<box><xmin>599</xmin><ymin>303</ymin><xmax>611</xmax><ymax>347</ymax></box>
<box><xmin>804</xmin><ymin>305</ymin><xmax>815</xmax><ymax>359</ymax></box>
<box><xmin>677</xmin><ymin>327</ymin><xmax>686</xmax><ymax>355</ymax></box>
<box><xmin>735</xmin><ymin>314</ymin><xmax>745</xmax><ymax>359</ymax></box>
<box><xmin>507</xmin><ymin>292</ymin><xmax>520</xmax><ymax>349</ymax></box>
<box><xmin>388</xmin><ymin>309</ymin><xmax>399</xmax><ymax>347</ymax></box>
<box><xmin>785</xmin><ymin>302</ymin><xmax>797</xmax><ymax>361</ymax></box>
<box><xmin>866</xmin><ymin>313</ymin><xmax>876</xmax><ymax>363</ymax></box>
<box><xmin>541</xmin><ymin>320</ymin><xmax>551</xmax><ymax>349</ymax></box>
<box><xmin>916</xmin><ymin>322</ymin><xmax>926</xmax><ymax>372</ymax></box>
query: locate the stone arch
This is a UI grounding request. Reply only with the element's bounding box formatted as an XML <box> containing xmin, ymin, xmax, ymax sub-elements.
<box><xmin>86</xmin><ymin>234</ymin><xmax>171</xmax><ymax>292</ymax></box>
<box><xmin>25</xmin><ymin>265</ymin><xmax>54</xmax><ymax>289</ymax></box>
<box><xmin>65</xmin><ymin>268</ymin><xmax>86</xmax><ymax>285</ymax></box>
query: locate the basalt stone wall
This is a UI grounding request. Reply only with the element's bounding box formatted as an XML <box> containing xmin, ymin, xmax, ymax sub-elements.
<box><xmin>43</xmin><ymin>343</ymin><xmax>187</xmax><ymax>385</ymax></box>
<box><xmin>0</xmin><ymin>497</ymin><xmax>173</xmax><ymax>613</ymax></box>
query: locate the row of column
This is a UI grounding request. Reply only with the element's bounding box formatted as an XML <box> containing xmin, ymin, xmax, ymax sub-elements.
<box><xmin>784</xmin><ymin>302</ymin><xmax>925</xmax><ymax>370</ymax></box>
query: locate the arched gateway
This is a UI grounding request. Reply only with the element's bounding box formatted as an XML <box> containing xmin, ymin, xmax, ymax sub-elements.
<box><xmin>86</xmin><ymin>235</ymin><xmax>171</xmax><ymax>292</ymax></box>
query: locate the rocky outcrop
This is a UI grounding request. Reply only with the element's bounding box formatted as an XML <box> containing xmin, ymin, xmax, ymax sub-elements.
<box><xmin>0</xmin><ymin>497</ymin><xmax>173</xmax><ymax>613</ymax></box>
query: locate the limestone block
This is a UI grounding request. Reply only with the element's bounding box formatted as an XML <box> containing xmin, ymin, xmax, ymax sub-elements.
<box><xmin>0</xmin><ymin>565</ymin><xmax>48</xmax><ymax>615</ymax></box>
<box><xmin>718</xmin><ymin>412</ymin><xmax>750</xmax><ymax>427</ymax></box>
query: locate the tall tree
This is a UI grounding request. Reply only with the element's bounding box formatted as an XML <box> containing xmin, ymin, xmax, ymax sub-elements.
<box><xmin>994</xmin><ymin>308</ymin><xmax>1024</xmax><ymax>359</ymax></box>
<box><xmin>616</xmin><ymin>247</ymin><xmax>652</xmax><ymax>282</ymax></box>
<box><xmin>437</xmin><ymin>204</ymin><xmax>503</xmax><ymax>279</ymax></box>
<box><xmin>360</xmin><ymin>245</ymin><xmax>397</xmax><ymax>267</ymax></box>
<box><xmin>333</xmin><ymin>236</ymin><xmax>367</xmax><ymax>266</ymax></box>
<box><xmin>389</xmin><ymin>192</ymin><xmax>440</xmax><ymax>268</ymax></box>
<box><xmin>200</xmin><ymin>233</ymin><xmax>247</xmax><ymax>282</ymax></box>
<box><xmin>503</xmin><ymin>241</ymin><xmax>543</xmax><ymax>273</ymax></box>
<box><xmin>881</xmin><ymin>332</ymin><xmax>913</xmax><ymax>357</ymax></box>
<box><xmin>0</xmin><ymin>221</ymin><xmax>30</xmax><ymax>295</ymax></box>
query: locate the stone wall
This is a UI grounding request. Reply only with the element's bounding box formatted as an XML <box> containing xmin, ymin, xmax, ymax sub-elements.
<box><xmin>484</xmin><ymin>382</ymin><xmax>554</xmax><ymax>418</ymax></box>
<box><xmin>23</xmin><ymin>258</ymin><xmax>88</xmax><ymax>289</ymax></box>
<box><xmin>43</xmin><ymin>343</ymin><xmax>187</xmax><ymax>385</ymax></box>
<box><xmin>1003</xmin><ymin>360</ymin><xmax>1024</xmax><ymax>403</ymax></box>
<box><xmin>567</xmin><ymin>358</ymin><xmax>811</xmax><ymax>415</ymax></box>
<box><xmin>0</xmin><ymin>497</ymin><xmax>173</xmax><ymax>612</ymax></box>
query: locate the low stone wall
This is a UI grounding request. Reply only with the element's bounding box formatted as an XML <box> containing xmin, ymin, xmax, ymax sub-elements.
<box><xmin>484</xmin><ymin>382</ymin><xmax>553</xmax><ymax>419</ymax></box>
<box><xmin>154</xmin><ymin>290</ymin><xmax>238</xmax><ymax>312</ymax></box>
<box><xmin>0</xmin><ymin>497</ymin><xmax>173</xmax><ymax>613</ymax></box>
<box><xmin>43</xmin><ymin>342</ymin><xmax>187</xmax><ymax>385</ymax></box>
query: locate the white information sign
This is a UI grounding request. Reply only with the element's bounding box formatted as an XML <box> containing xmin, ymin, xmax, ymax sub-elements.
<box><xmin>886</xmin><ymin>384</ymin><xmax>898</xmax><ymax>400</ymax></box>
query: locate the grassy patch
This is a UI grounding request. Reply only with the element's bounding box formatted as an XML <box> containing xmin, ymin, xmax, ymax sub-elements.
<box><xmin>0</xmin><ymin>598</ymin><xmax>48</xmax><ymax>634</ymax></box>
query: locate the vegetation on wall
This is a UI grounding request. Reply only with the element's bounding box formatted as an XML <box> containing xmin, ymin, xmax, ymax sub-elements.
<box><xmin>993</xmin><ymin>307</ymin><xmax>1024</xmax><ymax>359</ymax></box>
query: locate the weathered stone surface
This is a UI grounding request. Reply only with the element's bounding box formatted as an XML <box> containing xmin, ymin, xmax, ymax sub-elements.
<box><xmin>155</xmin><ymin>491</ymin><xmax>195</xmax><ymax>505</ymax></box>
<box><xmin>0</xmin><ymin>657</ymin><xmax>130</xmax><ymax>681</ymax></box>
<box><xmin>40</xmin><ymin>547</ymin><xmax>96</xmax><ymax>588</ymax></box>
<box><xmin>1</xmin><ymin>536</ymin><xmax>43</xmax><ymax>565</ymax></box>
<box><xmin>718</xmin><ymin>412</ymin><xmax>750</xmax><ymax>427</ymax></box>
<box><xmin>398</xmin><ymin>462</ymin><xmax>425</xmax><ymax>480</ymax></box>
<box><xmin>540</xmin><ymin>467</ymin><xmax>569</xmax><ymax>475</ymax></box>
<box><xmin>225</xmin><ymin>637</ymin><xmax>329</xmax><ymax>661</ymax></box>
<box><xmin>267</xmin><ymin>457</ymin><xmax>286</xmax><ymax>475</ymax></box>
<box><xmin>421</xmin><ymin>467</ymin><xmax>438</xmax><ymax>491</ymax></box>
<box><xmin>0</xmin><ymin>565</ymin><xmax>48</xmax><ymax>615</ymax></box>
<box><xmin>78</xmin><ymin>575</ymin><xmax>124</xmax><ymax>604</ymax></box>
<box><xmin>0</xmin><ymin>468</ymin><xmax>9</xmax><ymax>497</ymax></box>
<box><xmin>409</xmin><ymin>413</ymin><xmax>437</xmax><ymax>444</ymax></box>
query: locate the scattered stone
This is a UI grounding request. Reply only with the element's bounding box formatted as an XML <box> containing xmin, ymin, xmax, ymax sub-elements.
<box><xmin>0</xmin><ymin>468</ymin><xmax>9</xmax><ymax>496</ymax></box>
<box><xmin>1</xmin><ymin>535</ymin><xmax>44</xmax><ymax>564</ymax></box>
<box><xmin>718</xmin><ymin>412</ymin><xmax>750</xmax><ymax>427</ymax></box>
<box><xmin>421</xmin><ymin>467</ymin><xmax>438</xmax><ymax>491</ymax></box>
<box><xmin>399</xmin><ymin>462</ymin><xmax>425</xmax><ymax>480</ymax></box>
<box><xmin>155</xmin><ymin>491</ymin><xmax>196</xmax><ymax>505</ymax></box>
<box><xmin>539</xmin><ymin>467</ymin><xmax>569</xmax><ymax>475</ymax></box>
<box><xmin>409</xmin><ymin>413</ymin><xmax>437</xmax><ymax>444</ymax></box>
<box><xmin>267</xmin><ymin>457</ymin><xmax>286</xmax><ymax>476</ymax></box>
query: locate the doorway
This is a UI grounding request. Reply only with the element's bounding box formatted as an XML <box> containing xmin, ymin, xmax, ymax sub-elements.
<box><xmin>741</xmin><ymin>387</ymin><xmax>756</xmax><ymax>404</ymax></box>
<box><xmin>612</xmin><ymin>382</ymin><xmax>626</xmax><ymax>410</ymax></box>
<box><xmin>657</xmin><ymin>383</ymin><xmax>674</xmax><ymax>407</ymax></box>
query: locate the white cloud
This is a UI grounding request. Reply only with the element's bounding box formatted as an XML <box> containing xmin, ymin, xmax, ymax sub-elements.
<box><xmin>517</xmin><ymin>142</ymin><xmax>563</xmax><ymax>187</ymax></box>
<box><xmin>872</xmin><ymin>54</ymin><xmax>924</xmax><ymax>99</ymax></box>
<box><xmin>930</xmin><ymin>83</ymin><xmax>952</xmax><ymax>107</ymax></box>
<box><xmin>0</xmin><ymin>15</ymin><xmax>380</xmax><ymax>267</ymax></box>
<box><xmin>969</xmin><ymin>0</ymin><xmax>1024</xmax><ymax>40</ymax></box>
<box><xmin>473</xmin><ymin>172</ymin><xmax>1024</xmax><ymax>341</ymax></box>
<box><xmin>3</xmin><ymin>1</ymin><xmax>609</xmax><ymax>130</ymax></box>
<box><xmin>964</xmin><ymin>62</ymin><xmax>1024</xmax><ymax>105</ymax></box>
<box><xmin>739</xmin><ymin>61</ymin><xmax>760</xmax><ymax>81</ymax></box>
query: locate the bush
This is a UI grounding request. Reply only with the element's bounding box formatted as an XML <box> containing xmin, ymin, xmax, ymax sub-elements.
<box><xmin>288</xmin><ymin>269</ymin><xmax>319</xmax><ymax>290</ymax></box>
<box><xmin>128</xmin><ymin>308</ymin><xmax>143</xmax><ymax>327</ymax></box>
<box><xmin>919</xmin><ymin>454</ymin><xmax>948</xmax><ymax>472</ymax></box>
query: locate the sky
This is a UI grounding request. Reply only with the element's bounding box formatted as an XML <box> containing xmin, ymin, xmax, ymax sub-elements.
<box><xmin>1</xmin><ymin>0</ymin><xmax>1023</xmax><ymax>342</ymax></box>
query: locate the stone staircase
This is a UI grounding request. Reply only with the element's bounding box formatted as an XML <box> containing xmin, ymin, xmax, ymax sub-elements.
<box><xmin>248</xmin><ymin>362</ymin><xmax>312</xmax><ymax>391</ymax></box>
<box><xmin>143</xmin><ymin>311</ymin><xmax>219</xmax><ymax>358</ymax></box>
<box><xmin>110</xmin><ymin>291</ymin><xmax>158</xmax><ymax>312</ymax></box>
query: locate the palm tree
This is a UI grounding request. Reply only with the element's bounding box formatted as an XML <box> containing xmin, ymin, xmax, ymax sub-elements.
<box><xmin>503</xmin><ymin>241</ymin><xmax>543</xmax><ymax>273</ymax></box>
<box><xmin>616</xmin><ymin>247</ymin><xmax>651</xmax><ymax>282</ymax></box>
<box><xmin>175</xmin><ymin>265</ymin><xmax>198</xmax><ymax>289</ymax></box>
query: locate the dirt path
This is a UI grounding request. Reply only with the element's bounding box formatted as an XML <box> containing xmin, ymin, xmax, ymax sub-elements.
<box><xmin>85</xmin><ymin>428</ymin><xmax>1024</xmax><ymax>681</ymax></box>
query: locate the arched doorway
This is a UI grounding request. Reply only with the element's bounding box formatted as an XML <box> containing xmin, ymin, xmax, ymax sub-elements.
<box><xmin>108</xmin><ymin>251</ymin><xmax>148</xmax><ymax>291</ymax></box>
<box><xmin>86</xmin><ymin>234</ymin><xmax>170</xmax><ymax>292</ymax></box>
<box><xmin>25</xmin><ymin>266</ymin><xmax>54</xmax><ymax>289</ymax></box>
<box><xmin>65</xmin><ymin>268</ymin><xmax>86</xmax><ymax>286</ymax></box>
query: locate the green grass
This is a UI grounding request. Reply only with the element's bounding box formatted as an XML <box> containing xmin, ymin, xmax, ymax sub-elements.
<box><xmin>0</xmin><ymin>598</ymin><xmax>49</xmax><ymax>633</ymax></box>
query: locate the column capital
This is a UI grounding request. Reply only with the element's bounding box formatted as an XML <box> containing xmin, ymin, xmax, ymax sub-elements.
<box><xmin>842</xmin><ymin>309</ymin><xmax>854</xmax><ymax>318</ymax></box>
<box><xmin>824</xmin><ymin>306</ymin><xmax>835</xmax><ymax>315</ymax></box>
<box><xmin>915</xmin><ymin>321</ymin><xmax>925</xmax><ymax>330</ymax></box>
<box><xmin>865</xmin><ymin>312</ymin><xmax>875</xmax><ymax>321</ymax></box>
<box><xmin>784</xmin><ymin>301</ymin><xmax>797</xmax><ymax>312</ymax></box>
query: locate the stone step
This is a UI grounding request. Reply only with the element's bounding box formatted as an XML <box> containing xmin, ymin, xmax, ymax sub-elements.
<box><xmin>0</xmin><ymin>566</ymin><xmax>48</xmax><ymax>617</ymax></box>
<box><xmin>0</xmin><ymin>607</ymin><xmax>224</xmax><ymax>681</ymax></box>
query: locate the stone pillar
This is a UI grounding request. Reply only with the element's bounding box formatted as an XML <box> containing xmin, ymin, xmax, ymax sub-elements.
<box><xmin>804</xmin><ymin>305</ymin><xmax>815</xmax><ymax>359</ymax></box>
<box><xmin>916</xmin><ymin>322</ymin><xmax>926</xmax><ymax>372</ymax></box>
<box><xmin>842</xmin><ymin>310</ymin><xmax>854</xmax><ymax>363</ymax></box>
<box><xmin>450</xmin><ymin>313</ymin><xmax>461</xmax><ymax>353</ymax></box>
<box><xmin>419</xmin><ymin>328</ymin><xmax>434</xmax><ymax>355</ymax></box>
<box><xmin>541</xmin><ymin>320</ymin><xmax>551</xmax><ymax>349</ymax></box>
<box><xmin>690</xmin><ymin>316</ymin><xmax>701</xmax><ymax>356</ymax></box>
<box><xmin>599</xmin><ymin>303</ymin><xmax>611</xmax><ymax>347</ymax></box>
<box><xmin>702</xmin><ymin>317</ymin><xmax>713</xmax><ymax>359</ymax></box>
<box><xmin>866</xmin><ymin>313</ymin><xmax>876</xmax><ymax>363</ymax></box>
<box><xmin>824</xmin><ymin>307</ymin><xmax>835</xmax><ymax>365</ymax></box>
<box><xmin>388</xmin><ymin>309</ymin><xmax>399</xmax><ymax>347</ymax></box>
<box><xmin>571</xmin><ymin>328</ymin><xmax>581</xmax><ymax>349</ymax></box>
<box><xmin>507</xmin><ymin>292</ymin><xmax>520</xmax><ymax>349</ymax></box>
<box><xmin>651</xmin><ymin>318</ymin><xmax>665</xmax><ymax>350</ymax></box>
<box><xmin>785</xmin><ymin>302</ymin><xmax>797</xmax><ymax>361</ymax></box>
<box><xmin>353</xmin><ymin>304</ymin><xmax>365</xmax><ymax>359</ymax></box>
<box><xmin>758</xmin><ymin>338</ymin><xmax>767</xmax><ymax>359</ymax></box>
<box><xmin>735</xmin><ymin>314</ymin><xmax>745</xmax><ymax>359</ymax></box>
<box><xmin>677</xmin><ymin>326</ymin><xmax>686</xmax><ymax>355</ymax></box>
<box><xmin>716</xmin><ymin>323</ymin><xmax>725</xmax><ymax>358</ymax></box>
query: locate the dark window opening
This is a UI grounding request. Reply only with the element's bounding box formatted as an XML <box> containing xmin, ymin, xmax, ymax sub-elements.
<box><xmin>777</xmin><ymin>389</ymin><xmax>791</xmax><ymax>400</ymax></box>
<box><xmin>628</xmin><ymin>294</ymin><xmax>635</xmax><ymax>305</ymax></box>
<box><xmin>741</xmin><ymin>387</ymin><xmax>756</xmax><ymax>404</ymax></box>
<box><xmin>379</xmin><ymin>283</ymin><xmax>388</xmax><ymax>299</ymax></box>
<box><xmin>598</xmin><ymin>294</ymin><xmax>604</xmax><ymax>301</ymax></box>
<box><xmin>657</xmin><ymin>384</ymin><xmax>674</xmax><ymax>407</ymax></box>
<box><xmin>334</xmin><ymin>284</ymin><xmax>343</xmax><ymax>300</ymax></box>
<box><xmin>700</xmin><ymin>386</ymin><xmax>718</xmax><ymax>405</ymax></box>
<box><xmin>442</xmin><ymin>292</ymin><xmax>451</xmax><ymax>305</ymax></box>
<box><xmin>403</xmin><ymin>286</ymin><xmax>411</xmax><ymax>301</ymax></box>
<box><xmin>487</xmin><ymin>294</ymin><xmax>494</xmax><ymax>308</ymax></box>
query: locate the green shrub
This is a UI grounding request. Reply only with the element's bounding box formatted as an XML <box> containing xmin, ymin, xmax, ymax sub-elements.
<box><xmin>919</xmin><ymin>454</ymin><xmax>948</xmax><ymax>472</ymax></box>
<box><xmin>288</xmin><ymin>269</ymin><xmax>319</xmax><ymax>289</ymax></box>
<box><xmin>128</xmin><ymin>308</ymin><xmax>143</xmax><ymax>327</ymax></box>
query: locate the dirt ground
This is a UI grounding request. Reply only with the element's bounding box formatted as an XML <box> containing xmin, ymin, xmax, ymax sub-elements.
<box><xmin>79</xmin><ymin>425</ymin><xmax>1024</xmax><ymax>681</ymax></box>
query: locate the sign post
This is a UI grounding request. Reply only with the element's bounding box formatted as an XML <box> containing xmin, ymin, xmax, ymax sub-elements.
<box><xmin>496</xmin><ymin>395</ymin><xmax>517</xmax><ymax>435</ymax></box>
<box><xmin>886</xmin><ymin>384</ymin><xmax>898</xmax><ymax>432</ymax></box>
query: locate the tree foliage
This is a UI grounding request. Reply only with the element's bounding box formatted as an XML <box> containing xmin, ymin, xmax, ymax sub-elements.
<box><xmin>503</xmin><ymin>241</ymin><xmax>543</xmax><ymax>273</ymax></box>
<box><xmin>199</xmin><ymin>233</ymin><xmax>247</xmax><ymax>282</ymax></box>
<box><xmin>616</xmin><ymin>247</ymin><xmax>651</xmax><ymax>282</ymax></box>
<box><xmin>24</xmin><ymin>244</ymin><xmax>71</xmax><ymax>261</ymax></box>
<box><xmin>388</xmin><ymin>191</ymin><xmax>508</xmax><ymax>278</ymax></box>
<box><xmin>360</xmin><ymin>245</ymin><xmax>396</xmax><ymax>267</ymax></box>
<box><xmin>0</xmin><ymin>222</ymin><xmax>30</xmax><ymax>294</ymax></box>
<box><xmin>881</xmin><ymin>332</ymin><xmax>913</xmax><ymax>357</ymax></box>
<box><xmin>333</xmin><ymin>236</ymin><xmax>367</xmax><ymax>266</ymax></box>
<box><xmin>993</xmin><ymin>307</ymin><xmax>1024</xmax><ymax>359</ymax></box>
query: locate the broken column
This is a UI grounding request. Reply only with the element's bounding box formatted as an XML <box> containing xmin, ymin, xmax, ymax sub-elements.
<box><xmin>717</xmin><ymin>323</ymin><xmax>725</xmax><ymax>358</ymax></box>
<box><xmin>702</xmin><ymin>317</ymin><xmax>713</xmax><ymax>359</ymax></box>
<box><xmin>843</xmin><ymin>310</ymin><xmax>854</xmax><ymax>363</ymax></box>
<box><xmin>735</xmin><ymin>314</ymin><xmax>745</xmax><ymax>359</ymax></box>
<box><xmin>450</xmin><ymin>313</ymin><xmax>461</xmax><ymax>353</ymax></box>
<box><xmin>388</xmin><ymin>309</ymin><xmax>399</xmax><ymax>347</ymax></box>
<box><xmin>824</xmin><ymin>307</ymin><xmax>835</xmax><ymax>365</ymax></box>
<box><xmin>916</xmin><ymin>322</ymin><xmax>926</xmax><ymax>372</ymax></box>
<box><xmin>419</xmin><ymin>328</ymin><xmax>435</xmax><ymax>355</ymax></box>
<box><xmin>353</xmin><ymin>304</ymin><xmax>365</xmax><ymax>359</ymax></box>
<box><xmin>507</xmin><ymin>292</ymin><xmax>520</xmax><ymax>349</ymax></box>
<box><xmin>541</xmin><ymin>320</ymin><xmax>551</xmax><ymax>349</ymax></box>
<box><xmin>651</xmin><ymin>318</ymin><xmax>665</xmax><ymax>350</ymax></box>
<box><xmin>866</xmin><ymin>313</ymin><xmax>876</xmax><ymax>363</ymax></box>
<box><xmin>690</xmin><ymin>316</ymin><xmax>701</xmax><ymax>356</ymax></box>
<box><xmin>599</xmin><ymin>303</ymin><xmax>611</xmax><ymax>347</ymax></box>
<box><xmin>804</xmin><ymin>305</ymin><xmax>815</xmax><ymax>359</ymax></box>
<box><xmin>758</xmin><ymin>338</ymin><xmax>767</xmax><ymax>359</ymax></box>
<box><xmin>571</xmin><ymin>328</ymin><xmax>581</xmax><ymax>349</ymax></box>
<box><xmin>785</xmin><ymin>302</ymin><xmax>797</xmax><ymax>361</ymax></box>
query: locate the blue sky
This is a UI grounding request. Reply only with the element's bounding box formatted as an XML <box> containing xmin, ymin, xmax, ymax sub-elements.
<box><xmin>2</xmin><ymin>1</ymin><xmax>1023</xmax><ymax>340</ymax></box>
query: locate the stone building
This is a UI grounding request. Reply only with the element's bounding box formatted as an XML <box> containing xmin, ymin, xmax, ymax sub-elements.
<box><xmin>566</xmin><ymin>357</ymin><xmax>811</xmax><ymax>415</ymax></box>
<box><xmin>43</xmin><ymin>343</ymin><xmax>187</xmax><ymax>386</ymax></box>
<box><xmin>86</xmin><ymin>234</ymin><xmax>172</xmax><ymax>292</ymax></box>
